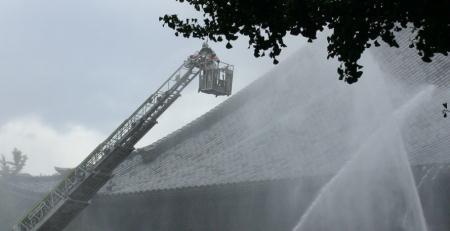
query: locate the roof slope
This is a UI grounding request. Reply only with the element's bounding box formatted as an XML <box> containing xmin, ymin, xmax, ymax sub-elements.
<box><xmin>105</xmin><ymin>38</ymin><xmax>450</xmax><ymax>194</ymax></box>
<box><xmin>3</xmin><ymin>35</ymin><xmax>450</xmax><ymax>195</ymax></box>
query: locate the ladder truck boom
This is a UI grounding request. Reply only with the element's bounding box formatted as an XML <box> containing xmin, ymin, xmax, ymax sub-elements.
<box><xmin>13</xmin><ymin>44</ymin><xmax>234</xmax><ymax>231</ymax></box>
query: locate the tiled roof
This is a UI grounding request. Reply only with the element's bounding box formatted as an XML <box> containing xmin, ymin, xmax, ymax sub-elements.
<box><xmin>0</xmin><ymin>175</ymin><xmax>60</xmax><ymax>195</ymax></box>
<box><xmin>2</xmin><ymin>35</ymin><xmax>450</xmax><ymax>195</ymax></box>
<box><xmin>104</xmin><ymin>39</ymin><xmax>450</xmax><ymax>194</ymax></box>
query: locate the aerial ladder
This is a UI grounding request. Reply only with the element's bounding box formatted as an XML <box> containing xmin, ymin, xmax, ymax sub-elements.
<box><xmin>13</xmin><ymin>43</ymin><xmax>234</xmax><ymax>231</ymax></box>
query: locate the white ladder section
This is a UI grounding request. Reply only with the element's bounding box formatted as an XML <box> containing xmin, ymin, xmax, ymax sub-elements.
<box><xmin>14</xmin><ymin>47</ymin><xmax>231</xmax><ymax>231</ymax></box>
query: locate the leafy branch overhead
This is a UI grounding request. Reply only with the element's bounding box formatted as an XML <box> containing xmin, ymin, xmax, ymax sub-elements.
<box><xmin>160</xmin><ymin>0</ymin><xmax>449</xmax><ymax>83</ymax></box>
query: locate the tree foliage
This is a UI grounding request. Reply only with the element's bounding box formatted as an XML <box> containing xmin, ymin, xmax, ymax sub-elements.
<box><xmin>0</xmin><ymin>148</ymin><xmax>28</xmax><ymax>176</ymax></box>
<box><xmin>160</xmin><ymin>0</ymin><xmax>450</xmax><ymax>83</ymax></box>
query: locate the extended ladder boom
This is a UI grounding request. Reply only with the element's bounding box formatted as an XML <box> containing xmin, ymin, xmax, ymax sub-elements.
<box><xmin>13</xmin><ymin>48</ymin><xmax>229</xmax><ymax>231</ymax></box>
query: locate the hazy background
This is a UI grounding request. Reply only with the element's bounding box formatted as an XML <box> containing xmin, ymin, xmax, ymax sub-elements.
<box><xmin>0</xmin><ymin>0</ymin><xmax>306</xmax><ymax>175</ymax></box>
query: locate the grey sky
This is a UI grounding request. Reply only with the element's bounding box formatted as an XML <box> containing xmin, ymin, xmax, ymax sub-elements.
<box><xmin>0</xmin><ymin>0</ymin><xmax>305</xmax><ymax>174</ymax></box>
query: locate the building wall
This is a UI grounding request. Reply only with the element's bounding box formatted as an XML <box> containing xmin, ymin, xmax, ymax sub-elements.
<box><xmin>65</xmin><ymin>177</ymin><xmax>328</xmax><ymax>231</ymax></box>
<box><xmin>61</xmin><ymin>166</ymin><xmax>449</xmax><ymax>231</ymax></box>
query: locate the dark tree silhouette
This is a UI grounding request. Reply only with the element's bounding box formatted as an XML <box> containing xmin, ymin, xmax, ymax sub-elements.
<box><xmin>443</xmin><ymin>103</ymin><xmax>449</xmax><ymax>118</ymax></box>
<box><xmin>0</xmin><ymin>148</ymin><xmax>28</xmax><ymax>176</ymax></box>
<box><xmin>160</xmin><ymin>0</ymin><xmax>449</xmax><ymax>83</ymax></box>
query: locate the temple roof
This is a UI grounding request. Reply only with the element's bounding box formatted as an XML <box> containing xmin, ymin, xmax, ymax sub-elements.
<box><xmin>2</xmin><ymin>35</ymin><xmax>450</xmax><ymax>196</ymax></box>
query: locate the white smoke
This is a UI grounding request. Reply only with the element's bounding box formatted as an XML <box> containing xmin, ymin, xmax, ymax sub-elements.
<box><xmin>0</xmin><ymin>116</ymin><xmax>105</xmax><ymax>175</ymax></box>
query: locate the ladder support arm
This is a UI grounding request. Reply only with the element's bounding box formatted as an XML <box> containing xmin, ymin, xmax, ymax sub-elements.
<box><xmin>14</xmin><ymin>57</ymin><xmax>202</xmax><ymax>231</ymax></box>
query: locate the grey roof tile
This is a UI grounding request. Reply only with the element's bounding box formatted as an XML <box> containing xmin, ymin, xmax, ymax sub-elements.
<box><xmin>2</xmin><ymin>35</ymin><xmax>450</xmax><ymax>196</ymax></box>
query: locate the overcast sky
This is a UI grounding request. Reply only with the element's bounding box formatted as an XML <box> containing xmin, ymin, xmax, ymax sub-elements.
<box><xmin>0</xmin><ymin>0</ymin><xmax>305</xmax><ymax>175</ymax></box>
